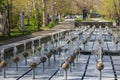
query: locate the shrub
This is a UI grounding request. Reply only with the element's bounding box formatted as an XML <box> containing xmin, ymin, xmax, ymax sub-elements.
<box><xmin>61</xmin><ymin>18</ymin><xmax>64</xmax><ymax>22</ymax></box>
<box><xmin>47</xmin><ymin>21</ymin><xmax>58</xmax><ymax>28</ymax></box>
<box><xmin>75</xmin><ymin>18</ymin><xmax>83</xmax><ymax>22</ymax></box>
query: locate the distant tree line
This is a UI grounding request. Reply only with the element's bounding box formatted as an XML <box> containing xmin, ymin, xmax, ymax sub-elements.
<box><xmin>0</xmin><ymin>0</ymin><xmax>119</xmax><ymax>36</ymax></box>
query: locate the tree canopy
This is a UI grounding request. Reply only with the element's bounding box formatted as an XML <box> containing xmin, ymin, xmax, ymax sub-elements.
<box><xmin>95</xmin><ymin>0</ymin><xmax>120</xmax><ymax>18</ymax></box>
<box><xmin>0</xmin><ymin>0</ymin><xmax>120</xmax><ymax>34</ymax></box>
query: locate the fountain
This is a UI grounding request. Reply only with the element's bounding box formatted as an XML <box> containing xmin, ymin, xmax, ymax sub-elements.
<box><xmin>61</xmin><ymin>62</ymin><xmax>70</xmax><ymax>80</ymax></box>
<box><xmin>66</xmin><ymin>54</ymin><xmax>76</xmax><ymax>72</ymax></box>
<box><xmin>40</xmin><ymin>56</ymin><xmax>47</xmax><ymax>71</ymax></box>
<box><xmin>0</xmin><ymin>48</ymin><xmax>7</xmax><ymax>78</ymax></box>
<box><xmin>30</xmin><ymin>40</ymin><xmax>37</xmax><ymax>79</ymax></box>
<box><xmin>23</xmin><ymin>52</ymin><xmax>28</xmax><ymax>65</ymax></box>
<box><xmin>29</xmin><ymin>62</ymin><xmax>37</xmax><ymax>79</ymax></box>
<box><xmin>46</xmin><ymin>50</ymin><xmax>52</xmax><ymax>66</ymax></box>
<box><xmin>37</xmin><ymin>38</ymin><xmax>42</xmax><ymax>56</ymax></box>
<box><xmin>12</xmin><ymin>46</ymin><xmax>19</xmax><ymax>71</ymax></box>
<box><xmin>1</xmin><ymin>26</ymin><xmax>120</xmax><ymax>80</ymax></box>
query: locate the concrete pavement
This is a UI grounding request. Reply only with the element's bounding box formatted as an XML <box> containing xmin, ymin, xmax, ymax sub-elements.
<box><xmin>0</xmin><ymin>19</ymin><xmax>74</xmax><ymax>46</ymax></box>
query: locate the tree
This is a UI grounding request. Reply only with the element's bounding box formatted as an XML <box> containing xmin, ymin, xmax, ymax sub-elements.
<box><xmin>0</xmin><ymin>0</ymin><xmax>4</xmax><ymax>12</ymax></box>
<box><xmin>47</xmin><ymin>0</ymin><xmax>73</xmax><ymax>22</ymax></box>
<box><xmin>9</xmin><ymin>0</ymin><xmax>43</xmax><ymax>29</ymax></box>
<box><xmin>95</xmin><ymin>0</ymin><xmax>120</xmax><ymax>19</ymax></box>
<box><xmin>42</xmin><ymin>0</ymin><xmax>47</xmax><ymax>26</ymax></box>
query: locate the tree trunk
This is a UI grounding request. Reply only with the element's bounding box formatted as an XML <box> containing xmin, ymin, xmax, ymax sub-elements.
<box><xmin>51</xmin><ymin>0</ymin><xmax>54</xmax><ymax>22</ymax></box>
<box><xmin>6</xmin><ymin>0</ymin><xmax>10</xmax><ymax>36</ymax></box>
<box><xmin>113</xmin><ymin>0</ymin><xmax>119</xmax><ymax>17</ymax></box>
<box><xmin>58</xmin><ymin>13</ymin><xmax>61</xmax><ymax>22</ymax></box>
<box><xmin>42</xmin><ymin>0</ymin><xmax>47</xmax><ymax>26</ymax></box>
<box><xmin>119</xmin><ymin>0</ymin><xmax>120</xmax><ymax>17</ymax></box>
<box><xmin>27</xmin><ymin>17</ymin><xmax>30</xmax><ymax>25</ymax></box>
<box><xmin>19</xmin><ymin>11</ymin><xmax>25</xmax><ymax>32</ymax></box>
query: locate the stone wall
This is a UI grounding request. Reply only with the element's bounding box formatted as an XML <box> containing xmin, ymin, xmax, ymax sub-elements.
<box><xmin>75</xmin><ymin>21</ymin><xmax>113</xmax><ymax>28</ymax></box>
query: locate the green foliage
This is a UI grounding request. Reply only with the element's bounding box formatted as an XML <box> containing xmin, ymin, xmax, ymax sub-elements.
<box><xmin>24</xmin><ymin>17</ymin><xmax>35</xmax><ymax>26</ymax></box>
<box><xmin>86</xmin><ymin>18</ymin><xmax>93</xmax><ymax>21</ymax></box>
<box><xmin>60</xmin><ymin>18</ymin><xmax>64</xmax><ymax>22</ymax></box>
<box><xmin>0</xmin><ymin>0</ymin><xmax>4</xmax><ymax>5</ymax></box>
<box><xmin>0</xmin><ymin>0</ymin><xmax>4</xmax><ymax>12</ymax></box>
<box><xmin>75</xmin><ymin>18</ymin><xmax>83</xmax><ymax>22</ymax></box>
<box><xmin>47</xmin><ymin>21</ymin><xmax>58</xmax><ymax>28</ymax></box>
<box><xmin>95</xmin><ymin>0</ymin><xmax>120</xmax><ymax>19</ymax></box>
<box><xmin>0</xmin><ymin>20</ymin><xmax>58</xmax><ymax>41</ymax></box>
<box><xmin>100</xmin><ymin>17</ymin><xmax>115</xmax><ymax>22</ymax></box>
<box><xmin>75</xmin><ymin>17</ymin><xmax>93</xmax><ymax>22</ymax></box>
<box><xmin>0</xmin><ymin>25</ymin><xmax>38</xmax><ymax>41</ymax></box>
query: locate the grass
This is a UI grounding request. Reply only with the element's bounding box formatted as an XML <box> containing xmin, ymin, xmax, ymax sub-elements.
<box><xmin>0</xmin><ymin>25</ymin><xmax>39</xmax><ymax>41</ymax></box>
<box><xmin>86</xmin><ymin>18</ymin><xmax>93</xmax><ymax>21</ymax></box>
<box><xmin>60</xmin><ymin>18</ymin><xmax>65</xmax><ymax>22</ymax></box>
<box><xmin>0</xmin><ymin>20</ymin><xmax>59</xmax><ymax>41</ymax></box>
<box><xmin>99</xmin><ymin>17</ymin><xmax>115</xmax><ymax>22</ymax></box>
<box><xmin>75</xmin><ymin>18</ymin><xmax>83</xmax><ymax>22</ymax></box>
<box><xmin>75</xmin><ymin>17</ymin><xmax>93</xmax><ymax>22</ymax></box>
<box><xmin>47</xmin><ymin>21</ymin><xmax>58</xmax><ymax>28</ymax></box>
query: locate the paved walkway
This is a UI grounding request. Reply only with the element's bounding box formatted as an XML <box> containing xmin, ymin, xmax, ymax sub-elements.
<box><xmin>0</xmin><ymin>18</ymin><xmax>119</xmax><ymax>47</ymax></box>
<box><xmin>0</xmin><ymin>19</ymin><xmax>74</xmax><ymax>46</ymax></box>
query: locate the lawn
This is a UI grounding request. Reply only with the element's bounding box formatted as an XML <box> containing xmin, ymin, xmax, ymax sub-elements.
<box><xmin>0</xmin><ymin>25</ymin><xmax>38</xmax><ymax>41</ymax></box>
<box><xmin>0</xmin><ymin>19</ymin><xmax>59</xmax><ymax>41</ymax></box>
<box><xmin>75</xmin><ymin>17</ymin><xmax>93</xmax><ymax>22</ymax></box>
